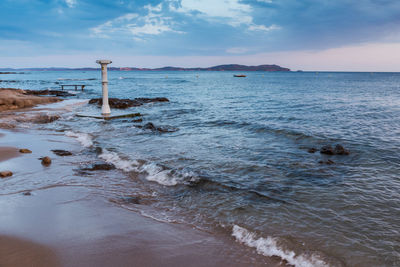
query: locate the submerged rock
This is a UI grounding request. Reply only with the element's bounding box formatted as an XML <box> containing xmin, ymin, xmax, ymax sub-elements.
<box><xmin>334</xmin><ymin>144</ymin><xmax>350</xmax><ymax>155</ymax></box>
<box><xmin>82</xmin><ymin>163</ymin><xmax>116</xmax><ymax>171</ymax></box>
<box><xmin>319</xmin><ymin>159</ymin><xmax>335</xmax><ymax>165</ymax></box>
<box><xmin>320</xmin><ymin>145</ymin><xmax>335</xmax><ymax>155</ymax></box>
<box><xmin>51</xmin><ymin>149</ymin><xmax>73</xmax><ymax>156</ymax></box>
<box><xmin>22</xmin><ymin>191</ymin><xmax>32</xmax><ymax>196</ymax></box>
<box><xmin>88</xmin><ymin>97</ymin><xmax>169</xmax><ymax>109</ymax></box>
<box><xmin>19</xmin><ymin>148</ymin><xmax>32</xmax><ymax>153</ymax></box>
<box><xmin>32</xmin><ymin>114</ymin><xmax>60</xmax><ymax>124</ymax></box>
<box><xmin>0</xmin><ymin>171</ymin><xmax>13</xmax><ymax>178</ymax></box>
<box><xmin>40</xmin><ymin>156</ymin><xmax>52</xmax><ymax>166</ymax></box>
<box><xmin>307</xmin><ymin>148</ymin><xmax>318</xmax><ymax>153</ymax></box>
<box><xmin>320</xmin><ymin>144</ymin><xmax>350</xmax><ymax>155</ymax></box>
<box><xmin>132</xmin><ymin>118</ymin><xmax>143</xmax><ymax>123</ymax></box>
<box><xmin>136</xmin><ymin>122</ymin><xmax>179</xmax><ymax>133</ymax></box>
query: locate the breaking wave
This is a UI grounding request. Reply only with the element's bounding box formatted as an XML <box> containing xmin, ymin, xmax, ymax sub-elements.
<box><xmin>65</xmin><ymin>131</ymin><xmax>93</xmax><ymax>147</ymax></box>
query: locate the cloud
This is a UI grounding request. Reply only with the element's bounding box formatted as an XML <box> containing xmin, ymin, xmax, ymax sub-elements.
<box><xmin>65</xmin><ymin>0</ymin><xmax>77</xmax><ymax>8</ymax></box>
<box><xmin>226</xmin><ymin>47</ymin><xmax>249</xmax><ymax>54</ymax></box>
<box><xmin>91</xmin><ymin>5</ymin><xmax>184</xmax><ymax>41</ymax></box>
<box><xmin>169</xmin><ymin>0</ymin><xmax>279</xmax><ymax>31</ymax></box>
<box><xmin>248</xmin><ymin>24</ymin><xmax>280</xmax><ymax>32</ymax></box>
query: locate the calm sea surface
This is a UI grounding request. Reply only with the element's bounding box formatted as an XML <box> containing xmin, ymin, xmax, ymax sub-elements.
<box><xmin>1</xmin><ymin>71</ymin><xmax>400</xmax><ymax>266</ymax></box>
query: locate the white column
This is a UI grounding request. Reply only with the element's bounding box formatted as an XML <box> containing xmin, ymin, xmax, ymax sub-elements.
<box><xmin>96</xmin><ymin>60</ymin><xmax>112</xmax><ymax>116</ymax></box>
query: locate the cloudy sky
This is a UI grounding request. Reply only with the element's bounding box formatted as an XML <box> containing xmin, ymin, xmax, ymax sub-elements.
<box><xmin>1</xmin><ymin>0</ymin><xmax>400</xmax><ymax>71</ymax></box>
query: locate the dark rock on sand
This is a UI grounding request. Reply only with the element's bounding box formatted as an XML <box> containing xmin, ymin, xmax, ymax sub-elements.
<box><xmin>40</xmin><ymin>156</ymin><xmax>52</xmax><ymax>166</ymax></box>
<box><xmin>51</xmin><ymin>149</ymin><xmax>73</xmax><ymax>156</ymax></box>
<box><xmin>83</xmin><ymin>163</ymin><xmax>116</xmax><ymax>171</ymax></box>
<box><xmin>19</xmin><ymin>148</ymin><xmax>32</xmax><ymax>154</ymax></box>
<box><xmin>307</xmin><ymin>148</ymin><xmax>318</xmax><ymax>153</ymax></box>
<box><xmin>0</xmin><ymin>171</ymin><xmax>13</xmax><ymax>178</ymax></box>
<box><xmin>334</xmin><ymin>144</ymin><xmax>350</xmax><ymax>155</ymax></box>
<box><xmin>22</xmin><ymin>191</ymin><xmax>32</xmax><ymax>196</ymax></box>
<box><xmin>320</xmin><ymin>145</ymin><xmax>335</xmax><ymax>155</ymax></box>
<box><xmin>319</xmin><ymin>159</ymin><xmax>335</xmax><ymax>165</ymax></box>
<box><xmin>32</xmin><ymin>115</ymin><xmax>60</xmax><ymax>124</ymax></box>
<box><xmin>88</xmin><ymin>97</ymin><xmax>169</xmax><ymax>109</ymax></box>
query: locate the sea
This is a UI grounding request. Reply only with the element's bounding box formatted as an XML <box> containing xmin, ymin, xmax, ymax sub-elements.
<box><xmin>1</xmin><ymin>70</ymin><xmax>399</xmax><ymax>266</ymax></box>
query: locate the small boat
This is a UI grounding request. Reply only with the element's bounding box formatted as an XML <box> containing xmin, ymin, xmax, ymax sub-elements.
<box><xmin>234</xmin><ymin>74</ymin><xmax>246</xmax><ymax>77</ymax></box>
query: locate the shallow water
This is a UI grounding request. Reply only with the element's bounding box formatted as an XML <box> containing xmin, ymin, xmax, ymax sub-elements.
<box><xmin>1</xmin><ymin>71</ymin><xmax>400</xmax><ymax>266</ymax></box>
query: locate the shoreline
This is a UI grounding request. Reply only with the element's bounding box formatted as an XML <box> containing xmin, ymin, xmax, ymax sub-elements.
<box><xmin>0</xmin><ymin>96</ymin><xmax>279</xmax><ymax>266</ymax></box>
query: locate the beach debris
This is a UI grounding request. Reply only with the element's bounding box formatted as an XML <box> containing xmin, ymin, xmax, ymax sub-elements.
<box><xmin>19</xmin><ymin>148</ymin><xmax>32</xmax><ymax>153</ymax></box>
<box><xmin>307</xmin><ymin>148</ymin><xmax>318</xmax><ymax>153</ymax></box>
<box><xmin>22</xmin><ymin>191</ymin><xmax>32</xmax><ymax>196</ymax></box>
<box><xmin>0</xmin><ymin>171</ymin><xmax>13</xmax><ymax>178</ymax></box>
<box><xmin>51</xmin><ymin>149</ymin><xmax>73</xmax><ymax>156</ymax></box>
<box><xmin>88</xmin><ymin>97</ymin><xmax>169</xmax><ymax>109</ymax></box>
<box><xmin>319</xmin><ymin>159</ymin><xmax>335</xmax><ymax>165</ymax></box>
<box><xmin>40</xmin><ymin>156</ymin><xmax>52</xmax><ymax>166</ymax></box>
<box><xmin>32</xmin><ymin>114</ymin><xmax>60</xmax><ymax>124</ymax></box>
<box><xmin>136</xmin><ymin>122</ymin><xmax>179</xmax><ymax>133</ymax></box>
<box><xmin>320</xmin><ymin>144</ymin><xmax>350</xmax><ymax>155</ymax></box>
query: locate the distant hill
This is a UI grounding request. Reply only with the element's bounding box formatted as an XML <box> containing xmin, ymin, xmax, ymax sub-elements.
<box><xmin>0</xmin><ymin>64</ymin><xmax>290</xmax><ymax>72</ymax></box>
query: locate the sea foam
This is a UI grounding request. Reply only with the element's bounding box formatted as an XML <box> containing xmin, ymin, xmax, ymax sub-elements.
<box><xmin>65</xmin><ymin>131</ymin><xmax>93</xmax><ymax>147</ymax></box>
<box><xmin>232</xmin><ymin>225</ymin><xmax>327</xmax><ymax>267</ymax></box>
<box><xmin>99</xmin><ymin>149</ymin><xmax>197</xmax><ymax>186</ymax></box>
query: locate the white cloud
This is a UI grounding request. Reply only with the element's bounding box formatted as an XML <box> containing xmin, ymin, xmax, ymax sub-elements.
<box><xmin>169</xmin><ymin>0</ymin><xmax>279</xmax><ymax>31</ymax></box>
<box><xmin>248</xmin><ymin>24</ymin><xmax>280</xmax><ymax>32</ymax></box>
<box><xmin>256</xmin><ymin>0</ymin><xmax>273</xmax><ymax>3</ymax></box>
<box><xmin>65</xmin><ymin>0</ymin><xmax>77</xmax><ymax>8</ymax></box>
<box><xmin>91</xmin><ymin>5</ymin><xmax>184</xmax><ymax>40</ymax></box>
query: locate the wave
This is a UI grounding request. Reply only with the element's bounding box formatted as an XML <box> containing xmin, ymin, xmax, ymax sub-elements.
<box><xmin>65</xmin><ymin>131</ymin><xmax>93</xmax><ymax>147</ymax></box>
<box><xmin>232</xmin><ymin>225</ymin><xmax>328</xmax><ymax>267</ymax></box>
<box><xmin>98</xmin><ymin>149</ymin><xmax>198</xmax><ymax>186</ymax></box>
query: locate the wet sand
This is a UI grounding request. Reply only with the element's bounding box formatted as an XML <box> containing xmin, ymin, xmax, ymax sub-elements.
<box><xmin>0</xmin><ymin>103</ymin><xmax>277</xmax><ymax>266</ymax></box>
<box><xmin>0</xmin><ymin>146</ymin><xmax>20</xmax><ymax>162</ymax></box>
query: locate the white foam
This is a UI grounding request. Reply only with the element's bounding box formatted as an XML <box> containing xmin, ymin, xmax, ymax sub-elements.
<box><xmin>232</xmin><ymin>225</ymin><xmax>327</xmax><ymax>267</ymax></box>
<box><xmin>99</xmin><ymin>149</ymin><xmax>138</xmax><ymax>172</ymax></box>
<box><xmin>65</xmin><ymin>131</ymin><xmax>93</xmax><ymax>147</ymax></box>
<box><xmin>140</xmin><ymin>163</ymin><xmax>180</xmax><ymax>186</ymax></box>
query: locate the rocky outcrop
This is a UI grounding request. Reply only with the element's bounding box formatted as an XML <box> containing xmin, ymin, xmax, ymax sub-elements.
<box><xmin>82</xmin><ymin>163</ymin><xmax>116</xmax><ymax>171</ymax></box>
<box><xmin>88</xmin><ymin>97</ymin><xmax>169</xmax><ymax>109</ymax></box>
<box><xmin>0</xmin><ymin>88</ymin><xmax>61</xmax><ymax>112</ymax></box>
<box><xmin>136</xmin><ymin>122</ymin><xmax>179</xmax><ymax>133</ymax></box>
<box><xmin>23</xmin><ymin>89</ymin><xmax>75</xmax><ymax>97</ymax></box>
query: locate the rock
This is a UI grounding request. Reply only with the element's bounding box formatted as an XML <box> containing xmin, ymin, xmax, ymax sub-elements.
<box><xmin>51</xmin><ymin>149</ymin><xmax>73</xmax><ymax>156</ymax></box>
<box><xmin>33</xmin><ymin>114</ymin><xmax>60</xmax><ymax>124</ymax></box>
<box><xmin>132</xmin><ymin>118</ymin><xmax>143</xmax><ymax>123</ymax></box>
<box><xmin>83</xmin><ymin>163</ymin><xmax>116</xmax><ymax>171</ymax></box>
<box><xmin>88</xmin><ymin>97</ymin><xmax>169</xmax><ymax>109</ymax></box>
<box><xmin>0</xmin><ymin>171</ymin><xmax>13</xmax><ymax>178</ymax></box>
<box><xmin>138</xmin><ymin>122</ymin><xmax>179</xmax><ymax>133</ymax></box>
<box><xmin>121</xmin><ymin>196</ymin><xmax>141</xmax><ymax>204</ymax></box>
<box><xmin>22</xmin><ymin>191</ymin><xmax>32</xmax><ymax>196</ymax></box>
<box><xmin>307</xmin><ymin>148</ymin><xmax>318</xmax><ymax>153</ymax></box>
<box><xmin>334</xmin><ymin>144</ymin><xmax>350</xmax><ymax>155</ymax></box>
<box><xmin>320</xmin><ymin>145</ymin><xmax>335</xmax><ymax>155</ymax></box>
<box><xmin>19</xmin><ymin>148</ymin><xmax>32</xmax><ymax>153</ymax></box>
<box><xmin>40</xmin><ymin>156</ymin><xmax>52</xmax><ymax>166</ymax></box>
<box><xmin>23</xmin><ymin>89</ymin><xmax>75</xmax><ymax>97</ymax></box>
<box><xmin>318</xmin><ymin>159</ymin><xmax>335</xmax><ymax>165</ymax></box>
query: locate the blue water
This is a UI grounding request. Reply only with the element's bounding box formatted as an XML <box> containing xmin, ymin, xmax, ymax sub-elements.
<box><xmin>1</xmin><ymin>71</ymin><xmax>400</xmax><ymax>266</ymax></box>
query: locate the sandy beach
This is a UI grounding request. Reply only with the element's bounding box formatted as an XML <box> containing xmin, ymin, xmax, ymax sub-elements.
<box><xmin>0</xmin><ymin>89</ymin><xmax>278</xmax><ymax>266</ymax></box>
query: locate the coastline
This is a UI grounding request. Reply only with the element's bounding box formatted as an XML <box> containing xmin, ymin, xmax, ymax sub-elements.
<box><xmin>0</xmin><ymin>92</ymin><xmax>278</xmax><ymax>266</ymax></box>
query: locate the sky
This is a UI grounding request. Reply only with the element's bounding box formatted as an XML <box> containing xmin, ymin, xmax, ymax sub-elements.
<box><xmin>1</xmin><ymin>0</ymin><xmax>400</xmax><ymax>71</ymax></box>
